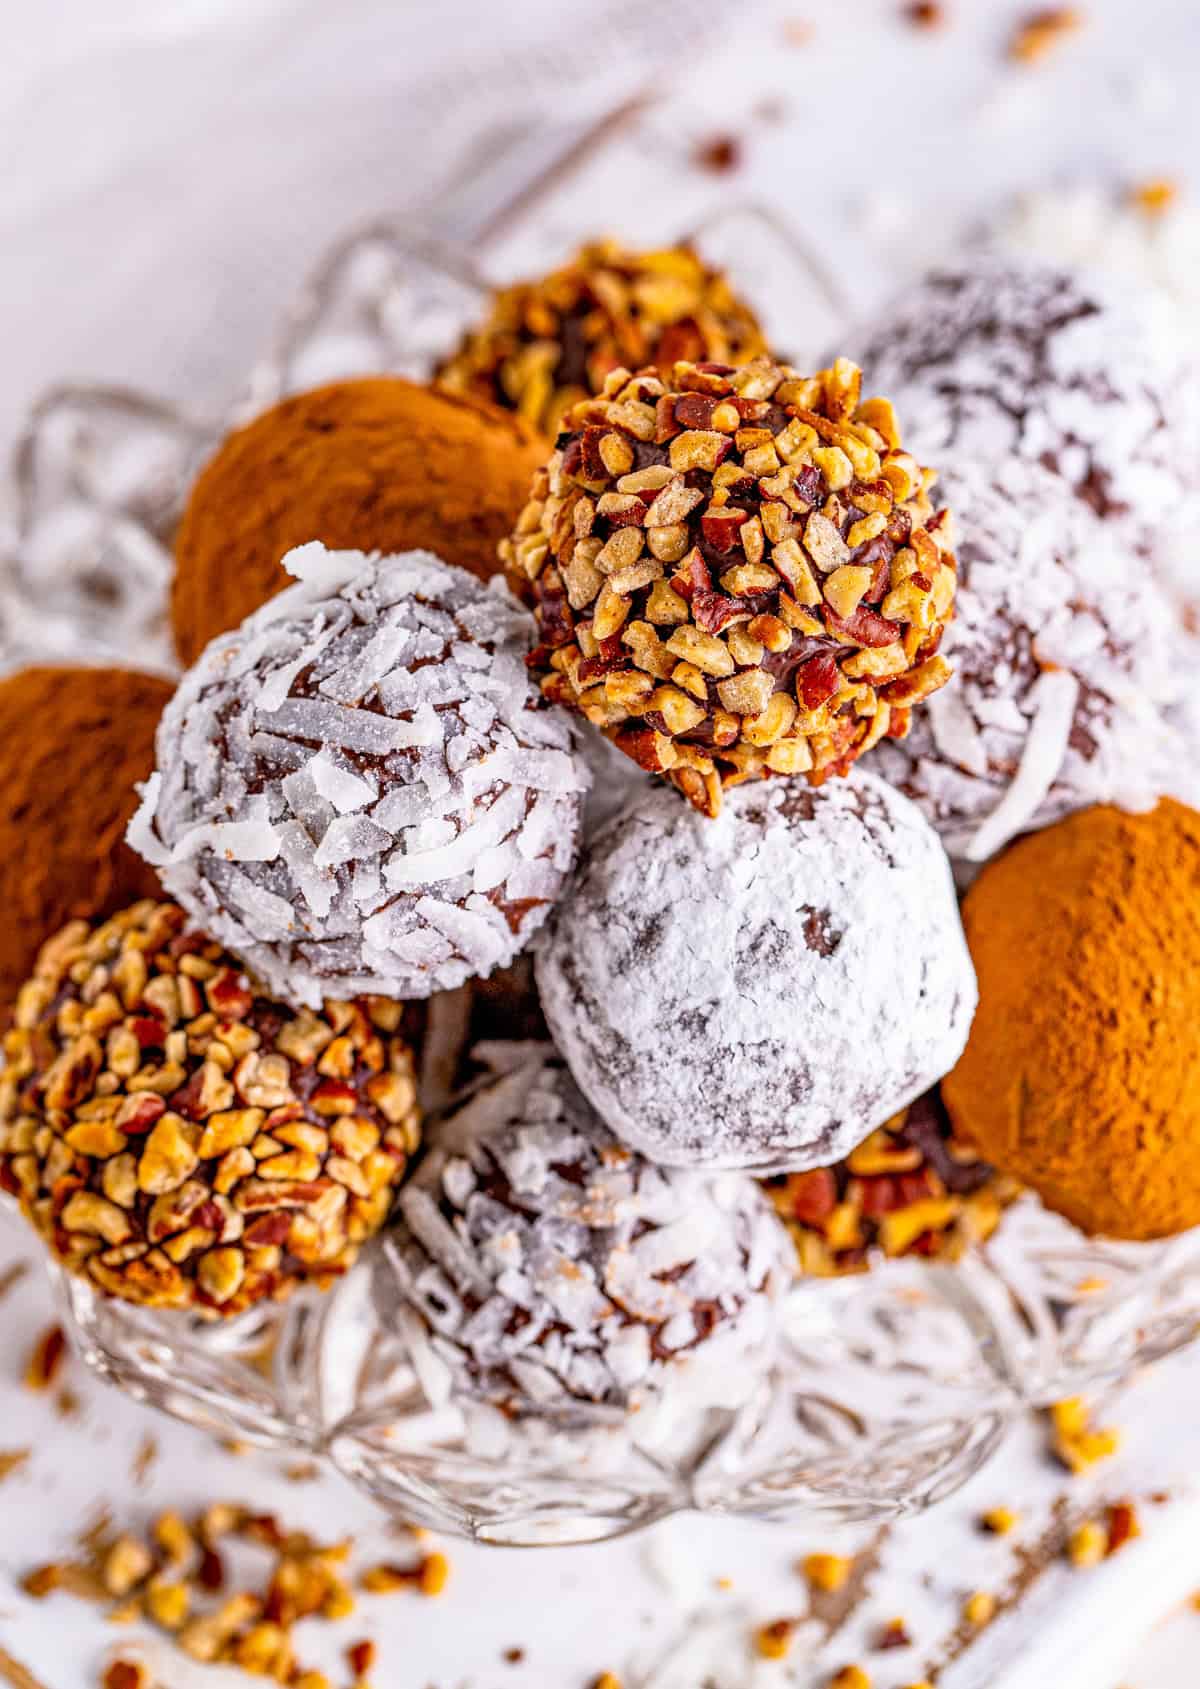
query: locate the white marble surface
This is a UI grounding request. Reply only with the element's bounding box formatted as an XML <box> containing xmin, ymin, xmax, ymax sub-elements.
<box><xmin>3</xmin><ymin>2</ymin><xmax>1200</xmax><ymax>1685</ymax></box>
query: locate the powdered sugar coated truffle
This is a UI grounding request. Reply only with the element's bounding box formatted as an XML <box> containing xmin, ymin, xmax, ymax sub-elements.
<box><xmin>130</xmin><ymin>544</ymin><xmax>588</xmax><ymax>1007</ymax></box>
<box><xmin>388</xmin><ymin>1049</ymin><xmax>791</xmax><ymax>1414</ymax></box>
<box><xmin>850</xmin><ymin>255</ymin><xmax>1200</xmax><ymax>554</ymax></box>
<box><xmin>536</xmin><ymin>772</ymin><xmax>977</xmax><ymax>1172</ymax></box>
<box><xmin>872</xmin><ymin>459</ymin><xmax>1199</xmax><ymax>863</ymax></box>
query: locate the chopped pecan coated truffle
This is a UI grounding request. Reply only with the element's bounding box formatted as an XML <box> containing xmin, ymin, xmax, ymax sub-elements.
<box><xmin>436</xmin><ymin>240</ymin><xmax>767</xmax><ymax>438</ymax></box>
<box><xmin>764</xmin><ymin>1089</ymin><xmax>1018</xmax><ymax>1276</ymax></box>
<box><xmin>503</xmin><ymin>357</ymin><xmax>956</xmax><ymax>816</ymax></box>
<box><xmin>0</xmin><ymin>901</ymin><xmax>421</xmax><ymax>1315</ymax></box>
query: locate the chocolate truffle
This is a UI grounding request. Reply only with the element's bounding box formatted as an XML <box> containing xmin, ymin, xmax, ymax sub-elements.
<box><xmin>170</xmin><ymin>377</ymin><xmax>545</xmax><ymax>667</ymax></box>
<box><xmin>0</xmin><ymin>901</ymin><xmax>421</xmax><ymax>1314</ymax></box>
<box><xmin>849</xmin><ymin>255</ymin><xmax>1200</xmax><ymax>555</ymax></box>
<box><xmin>389</xmin><ymin>1049</ymin><xmax>791</xmax><ymax>1414</ymax></box>
<box><xmin>132</xmin><ymin>545</ymin><xmax>587</xmax><ymax>1008</ymax></box>
<box><xmin>871</xmin><ymin>459</ymin><xmax>1198</xmax><ymax>862</ymax></box>
<box><xmin>503</xmin><ymin>356</ymin><xmax>957</xmax><ymax>817</ymax></box>
<box><xmin>0</xmin><ymin>665</ymin><xmax>171</xmax><ymax>1020</ymax></box>
<box><xmin>944</xmin><ymin>800</ymin><xmax>1200</xmax><ymax>1241</ymax></box>
<box><xmin>436</xmin><ymin>239</ymin><xmax>767</xmax><ymax>437</ymax></box>
<box><xmin>536</xmin><ymin>773</ymin><xmax>977</xmax><ymax>1172</ymax></box>
<box><xmin>764</xmin><ymin>1088</ymin><xmax>1016</xmax><ymax>1277</ymax></box>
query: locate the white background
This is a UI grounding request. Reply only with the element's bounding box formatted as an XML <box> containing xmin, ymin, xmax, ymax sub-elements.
<box><xmin>3</xmin><ymin>2</ymin><xmax>1200</xmax><ymax>1685</ymax></box>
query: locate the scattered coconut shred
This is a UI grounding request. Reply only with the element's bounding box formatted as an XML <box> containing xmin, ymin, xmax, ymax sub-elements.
<box><xmin>130</xmin><ymin>544</ymin><xmax>588</xmax><ymax>1005</ymax></box>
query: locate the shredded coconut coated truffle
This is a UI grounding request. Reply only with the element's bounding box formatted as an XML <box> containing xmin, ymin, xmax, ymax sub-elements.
<box><xmin>388</xmin><ymin>1049</ymin><xmax>792</xmax><ymax>1414</ymax></box>
<box><xmin>871</xmin><ymin>459</ymin><xmax>1200</xmax><ymax>862</ymax></box>
<box><xmin>502</xmin><ymin>356</ymin><xmax>958</xmax><ymax>818</ymax></box>
<box><xmin>131</xmin><ymin>545</ymin><xmax>588</xmax><ymax>1007</ymax></box>
<box><xmin>849</xmin><ymin>255</ymin><xmax>1200</xmax><ymax>554</ymax></box>
<box><xmin>536</xmin><ymin>773</ymin><xmax>977</xmax><ymax>1172</ymax></box>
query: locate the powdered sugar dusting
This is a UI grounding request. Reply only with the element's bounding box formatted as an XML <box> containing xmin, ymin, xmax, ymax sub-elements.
<box><xmin>130</xmin><ymin>544</ymin><xmax>588</xmax><ymax>1006</ymax></box>
<box><xmin>387</xmin><ymin>1050</ymin><xmax>791</xmax><ymax>1415</ymax></box>
<box><xmin>872</xmin><ymin>460</ymin><xmax>1199</xmax><ymax>858</ymax></box>
<box><xmin>536</xmin><ymin>772</ymin><xmax>977</xmax><ymax>1173</ymax></box>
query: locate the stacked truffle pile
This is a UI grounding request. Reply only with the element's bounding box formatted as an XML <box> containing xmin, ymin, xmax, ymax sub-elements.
<box><xmin>8</xmin><ymin>231</ymin><xmax>1199</xmax><ymax>1481</ymax></box>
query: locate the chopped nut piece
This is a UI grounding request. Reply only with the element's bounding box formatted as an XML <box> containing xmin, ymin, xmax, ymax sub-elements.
<box><xmin>1067</xmin><ymin>1518</ymin><xmax>1107</xmax><ymax>1568</ymax></box>
<box><xmin>1132</xmin><ymin>178</ymin><xmax>1177</xmax><ymax>215</ymax></box>
<box><xmin>1010</xmin><ymin>6</ymin><xmax>1083</xmax><ymax>63</ymax></box>
<box><xmin>802</xmin><ymin>1552</ymin><xmax>853</xmax><ymax>1593</ymax></box>
<box><xmin>981</xmin><ymin>1506</ymin><xmax>1019</xmax><ymax>1535</ymax></box>
<box><xmin>829</xmin><ymin>1669</ymin><xmax>871</xmax><ymax>1689</ymax></box>
<box><xmin>963</xmin><ymin>1591</ymin><xmax>996</xmax><ymax>1627</ymax></box>
<box><xmin>24</xmin><ymin>1323</ymin><xmax>67</xmax><ymax>1392</ymax></box>
<box><xmin>1050</xmin><ymin>1398</ymin><xmax>1121</xmax><ymax>1473</ymax></box>
<box><xmin>755</xmin><ymin>1619</ymin><xmax>799</xmax><ymax>1660</ymax></box>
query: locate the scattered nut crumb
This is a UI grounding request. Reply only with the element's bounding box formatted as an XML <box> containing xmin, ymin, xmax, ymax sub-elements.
<box><xmin>830</xmin><ymin>1668</ymin><xmax>871</xmax><ymax>1689</ymax></box>
<box><xmin>1133</xmin><ymin>179</ymin><xmax>1178</xmax><ymax>215</ymax></box>
<box><xmin>20</xmin><ymin>1502</ymin><xmax>428</xmax><ymax>1686</ymax></box>
<box><xmin>755</xmin><ymin>1620</ymin><xmax>799</xmax><ymax>1661</ymax></box>
<box><xmin>802</xmin><ymin>1552</ymin><xmax>854</xmax><ymax>1593</ymax></box>
<box><xmin>0</xmin><ymin>1449</ymin><xmax>30</xmax><ymax>1484</ymax></box>
<box><xmin>980</xmin><ymin>1506</ymin><xmax>1019</xmax><ymax>1535</ymax></box>
<box><xmin>100</xmin><ymin>1661</ymin><xmax>153</xmax><ymax>1689</ymax></box>
<box><xmin>346</xmin><ymin>1638</ymin><xmax>376</xmax><ymax>1680</ymax></box>
<box><xmin>590</xmin><ymin>1675</ymin><xmax>623</xmax><ymax>1689</ymax></box>
<box><xmin>1067</xmin><ymin>1518</ymin><xmax>1108</xmax><ymax>1568</ymax></box>
<box><xmin>693</xmin><ymin>135</ymin><xmax>742</xmax><ymax>175</ymax></box>
<box><xmin>904</xmin><ymin>2</ymin><xmax>944</xmax><ymax>25</ymax></box>
<box><xmin>23</xmin><ymin>1324</ymin><xmax>66</xmax><ymax>1392</ymax></box>
<box><xmin>360</xmin><ymin>1550</ymin><xmax>449</xmax><ymax>1598</ymax></box>
<box><xmin>502</xmin><ymin>1647</ymin><xmax>525</xmax><ymax>1665</ymax></box>
<box><xmin>1009</xmin><ymin>6</ymin><xmax>1084</xmax><ymax>63</ymax></box>
<box><xmin>876</xmin><ymin>1618</ymin><xmax>912</xmax><ymax>1650</ymax></box>
<box><xmin>963</xmin><ymin>1591</ymin><xmax>996</xmax><ymax>1627</ymax></box>
<box><xmin>1049</xmin><ymin>1398</ymin><xmax>1121</xmax><ymax>1473</ymax></box>
<box><xmin>1105</xmin><ymin>1500</ymin><xmax>1141</xmax><ymax>1556</ymax></box>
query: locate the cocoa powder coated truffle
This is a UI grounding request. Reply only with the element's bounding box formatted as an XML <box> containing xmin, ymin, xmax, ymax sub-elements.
<box><xmin>0</xmin><ymin>901</ymin><xmax>421</xmax><ymax>1314</ymax></box>
<box><xmin>871</xmin><ymin>458</ymin><xmax>1199</xmax><ymax>862</ymax></box>
<box><xmin>944</xmin><ymin>800</ymin><xmax>1200</xmax><ymax>1241</ymax></box>
<box><xmin>536</xmin><ymin>773</ymin><xmax>977</xmax><ymax>1171</ymax></box>
<box><xmin>170</xmin><ymin>377</ymin><xmax>546</xmax><ymax>667</ymax></box>
<box><xmin>0</xmin><ymin>665</ymin><xmax>171</xmax><ymax>1019</ymax></box>
<box><xmin>435</xmin><ymin>239</ymin><xmax>767</xmax><ymax>437</ymax></box>
<box><xmin>132</xmin><ymin>545</ymin><xmax>587</xmax><ymax>1008</ymax></box>
<box><xmin>850</xmin><ymin>255</ymin><xmax>1200</xmax><ymax>554</ymax></box>
<box><xmin>389</xmin><ymin>1049</ymin><xmax>792</xmax><ymax>1413</ymax></box>
<box><xmin>503</xmin><ymin>356</ymin><xmax>957</xmax><ymax>817</ymax></box>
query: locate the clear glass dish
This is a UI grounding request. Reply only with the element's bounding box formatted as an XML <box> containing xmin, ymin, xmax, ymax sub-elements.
<box><xmin>5</xmin><ymin>211</ymin><xmax>1200</xmax><ymax>1543</ymax></box>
